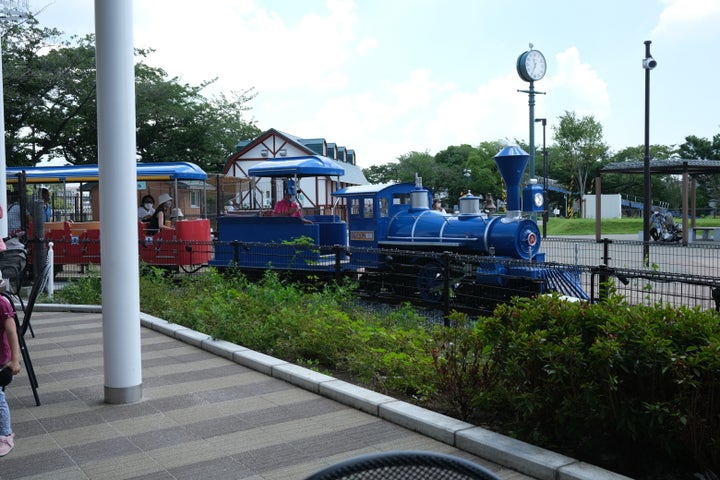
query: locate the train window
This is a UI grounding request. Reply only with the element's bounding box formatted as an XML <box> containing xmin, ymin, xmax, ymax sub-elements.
<box><xmin>363</xmin><ymin>198</ymin><xmax>374</xmax><ymax>218</ymax></box>
<box><xmin>392</xmin><ymin>193</ymin><xmax>410</xmax><ymax>205</ymax></box>
<box><xmin>379</xmin><ymin>198</ymin><xmax>388</xmax><ymax>217</ymax></box>
<box><xmin>350</xmin><ymin>198</ymin><xmax>360</xmax><ymax>216</ymax></box>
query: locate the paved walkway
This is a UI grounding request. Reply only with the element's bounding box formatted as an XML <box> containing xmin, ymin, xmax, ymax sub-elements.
<box><xmin>2</xmin><ymin>306</ymin><xmax>629</xmax><ymax>480</ymax></box>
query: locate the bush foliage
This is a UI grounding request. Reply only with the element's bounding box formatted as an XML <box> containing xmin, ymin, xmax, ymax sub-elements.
<box><xmin>53</xmin><ymin>268</ymin><xmax>720</xmax><ymax>478</ymax></box>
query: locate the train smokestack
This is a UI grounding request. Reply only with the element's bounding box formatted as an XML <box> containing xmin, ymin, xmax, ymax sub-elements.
<box><xmin>494</xmin><ymin>145</ymin><xmax>529</xmax><ymax>212</ymax></box>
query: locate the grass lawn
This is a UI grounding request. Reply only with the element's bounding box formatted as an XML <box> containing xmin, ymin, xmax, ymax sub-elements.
<box><xmin>544</xmin><ymin>216</ymin><xmax>720</xmax><ymax>236</ymax></box>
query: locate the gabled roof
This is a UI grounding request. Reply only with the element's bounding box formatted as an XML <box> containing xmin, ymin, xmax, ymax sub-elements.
<box><xmin>228</xmin><ymin>128</ymin><xmax>368</xmax><ymax>185</ymax></box>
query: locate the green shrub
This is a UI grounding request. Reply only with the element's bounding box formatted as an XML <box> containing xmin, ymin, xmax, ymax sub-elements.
<box><xmin>52</xmin><ymin>266</ymin><xmax>102</xmax><ymax>304</ymax></box>
<box><xmin>481</xmin><ymin>293</ymin><xmax>720</xmax><ymax>475</ymax></box>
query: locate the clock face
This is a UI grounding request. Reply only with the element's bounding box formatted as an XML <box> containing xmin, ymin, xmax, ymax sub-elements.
<box><xmin>525</xmin><ymin>50</ymin><xmax>546</xmax><ymax>81</ymax></box>
<box><xmin>534</xmin><ymin>192</ymin><xmax>544</xmax><ymax>207</ymax></box>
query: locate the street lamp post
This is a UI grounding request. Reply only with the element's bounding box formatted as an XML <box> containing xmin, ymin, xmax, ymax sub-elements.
<box><xmin>463</xmin><ymin>168</ymin><xmax>471</xmax><ymax>194</ymax></box>
<box><xmin>642</xmin><ymin>40</ymin><xmax>657</xmax><ymax>265</ymax></box>
<box><xmin>535</xmin><ymin>118</ymin><xmax>548</xmax><ymax>238</ymax></box>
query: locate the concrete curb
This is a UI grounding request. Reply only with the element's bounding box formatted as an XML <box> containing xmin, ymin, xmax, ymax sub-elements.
<box><xmin>35</xmin><ymin>304</ymin><xmax>632</xmax><ymax>480</ymax></box>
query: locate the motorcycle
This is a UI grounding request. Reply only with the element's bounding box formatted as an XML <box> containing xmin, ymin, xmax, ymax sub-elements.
<box><xmin>649</xmin><ymin>211</ymin><xmax>683</xmax><ymax>242</ymax></box>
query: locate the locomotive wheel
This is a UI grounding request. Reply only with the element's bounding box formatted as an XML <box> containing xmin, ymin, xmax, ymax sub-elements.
<box><xmin>417</xmin><ymin>261</ymin><xmax>445</xmax><ymax>303</ymax></box>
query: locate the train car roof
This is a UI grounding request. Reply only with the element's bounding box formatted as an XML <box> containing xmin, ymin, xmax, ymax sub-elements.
<box><xmin>248</xmin><ymin>155</ymin><xmax>344</xmax><ymax>178</ymax></box>
<box><xmin>333</xmin><ymin>182</ymin><xmax>414</xmax><ymax>197</ymax></box>
<box><xmin>6</xmin><ymin>161</ymin><xmax>208</xmax><ymax>184</ymax></box>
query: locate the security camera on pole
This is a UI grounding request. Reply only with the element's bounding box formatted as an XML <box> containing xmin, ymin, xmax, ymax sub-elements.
<box><xmin>642</xmin><ymin>40</ymin><xmax>656</xmax><ymax>266</ymax></box>
<box><xmin>517</xmin><ymin>44</ymin><xmax>546</xmax><ymax>217</ymax></box>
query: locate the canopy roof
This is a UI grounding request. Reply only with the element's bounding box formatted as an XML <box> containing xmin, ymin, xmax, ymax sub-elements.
<box><xmin>248</xmin><ymin>155</ymin><xmax>344</xmax><ymax>178</ymax></box>
<box><xmin>6</xmin><ymin>161</ymin><xmax>208</xmax><ymax>184</ymax></box>
<box><xmin>601</xmin><ymin>158</ymin><xmax>720</xmax><ymax>175</ymax></box>
<box><xmin>333</xmin><ymin>182</ymin><xmax>405</xmax><ymax>196</ymax></box>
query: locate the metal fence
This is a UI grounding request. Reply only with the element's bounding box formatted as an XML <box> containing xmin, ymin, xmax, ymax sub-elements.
<box><xmin>40</xmin><ymin>235</ymin><xmax>720</xmax><ymax>317</ymax></box>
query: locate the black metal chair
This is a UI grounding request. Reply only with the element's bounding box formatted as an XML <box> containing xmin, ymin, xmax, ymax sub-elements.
<box><xmin>304</xmin><ymin>451</ymin><xmax>502</xmax><ymax>480</ymax></box>
<box><xmin>16</xmin><ymin>261</ymin><xmax>51</xmax><ymax>339</ymax></box>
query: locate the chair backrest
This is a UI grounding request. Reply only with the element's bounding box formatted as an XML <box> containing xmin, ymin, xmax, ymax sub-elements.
<box><xmin>304</xmin><ymin>451</ymin><xmax>502</xmax><ymax>480</ymax></box>
<box><xmin>20</xmin><ymin>261</ymin><xmax>51</xmax><ymax>337</ymax></box>
<box><xmin>0</xmin><ymin>248</ymin><xmax>28</xmax><ymax>294</ymax></box>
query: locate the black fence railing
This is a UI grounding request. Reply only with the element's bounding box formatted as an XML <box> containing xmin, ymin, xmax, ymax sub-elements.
<box><xmin>41</xmin><ymin>236</ymin><xmax>720</xmax><ymax>319</ymax></box>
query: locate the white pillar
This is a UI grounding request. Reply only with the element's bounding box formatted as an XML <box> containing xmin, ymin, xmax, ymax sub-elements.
<box><xmin>95</xmin><ymin>0</ymin><xmax>142</xmax><ymax>404</ymax></box>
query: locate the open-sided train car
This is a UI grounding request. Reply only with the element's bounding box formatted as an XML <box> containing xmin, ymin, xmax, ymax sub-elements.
<box><xmin>211</xmin><ymin>155</ymin><xmax>350</xmax><ymax>271</ymax></box>
<box><xmin>6</xmin><ymin>162</ymin><xmax>213</xmax><ymax>271</ymax></box>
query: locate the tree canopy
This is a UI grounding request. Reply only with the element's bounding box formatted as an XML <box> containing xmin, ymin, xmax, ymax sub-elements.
<box><xmin>2</xmin><ymin>17</ymin><xmax>260</xmax><ymax>172</ymax></box>
<box><xmin>362</xmin><ymin>116</ymin><xmax>720</xmax><ymax>214</ymax></box>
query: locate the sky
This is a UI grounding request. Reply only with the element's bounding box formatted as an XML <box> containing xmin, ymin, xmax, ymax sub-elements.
<box><xmin>33</xmin><ymin>0</ymin><xmax>720</xmax><ymax>169</ymax></box>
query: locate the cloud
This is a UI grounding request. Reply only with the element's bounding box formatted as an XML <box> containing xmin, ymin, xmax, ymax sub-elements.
<box><xmin>549</xmin><ymin>47</ymin><xmax>610</xmax><ymax>121</ymax></box>
<box><xmin>281</xmin><ymin>43</ymin><xmax>618</xmax><ymax>168</ymax></box>
<box><xmin>134</xmin><ymin>0</ymin><xmax>368</xmax><ymax>93</ymax></box>
<box><xmin>653</xmin><ymin>0</ymin><xmax>720</xmax><ymax>36</ymax></box>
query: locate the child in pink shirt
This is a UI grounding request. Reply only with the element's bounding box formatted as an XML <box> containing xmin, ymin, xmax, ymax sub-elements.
<box><xmin>0</xmin><ymin>294</ymin><xmax>20</xmax><ymax>456</ymax></box>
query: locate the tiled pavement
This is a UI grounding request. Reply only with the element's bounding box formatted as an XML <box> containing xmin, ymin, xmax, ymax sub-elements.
<box><xmin>0</xmin><ymin>307</ymin><xmax>630</xmax><ymax>480</ymax></box>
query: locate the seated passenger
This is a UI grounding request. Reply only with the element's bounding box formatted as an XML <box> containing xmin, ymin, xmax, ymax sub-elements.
<box><xmin>138</xmin><ymin>195</ymin><xmax>155</xmax><ymax>222</ymax></box>
<box><xmin>146</xmin><ymin>193</ymin><xmax>173</xmax><ymax>235</ymax></box>
<box><xmin>273</xmin><ymin>193</ymin><xmax>312</xmax><ymax>224</ymax></box>
<box><xmin>273</xmin><ymin>193</ymin><xmax>301</xmax><ymax>217</ymax></box>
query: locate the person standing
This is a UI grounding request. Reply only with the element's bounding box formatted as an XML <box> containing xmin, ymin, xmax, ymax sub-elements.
<box><xmin>6</xmin><ymin>191</ymin><xmax>26</xmax><ymax>237</ymax></box>
<box><xmin>0</xmin><ymin>293</ymin><xmax>20</xmax><ymax>456</ymax></box>
<box><xmin>40</xmin><ymin>188</ymin><xmax>52</xmax><ymax>222</ymax></box>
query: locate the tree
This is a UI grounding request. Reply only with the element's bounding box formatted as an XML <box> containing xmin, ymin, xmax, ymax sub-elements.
<box><xmin>2</xmin><ymin>16</ymin><xmax>260</xmax><ymax>171</ymax></box>
<box><xmin>395</xmin><ymin>150</ymin><xmax>437</xmax><ymax>187</ymax></box>
<box><xmin>363</xmin><ymin>163</ymin><xmax>400</xmax><ymax>184</ymax></box>
<box><xmin>678</xmin><ymin>134</ymin><xmax>720</xmax><ymax>160</ymax></box>
<box><xmin>434</xmin><ymin>142</ymin><xmax>505</xmax><ymax>205</ymax></box>
<box><xmin>552</xmin><ymin>111</ymin><xmax>609</xmax><ymax>217</ymax></box>
<box><xmin>678</xmin><ymin>133</ymin><xmax>720</xmax><ymax>211</ymax></box>
<box><xmin>603</xmin><ymin>145</ymin><xmax>681</xmax><ymax>209</ymax></box>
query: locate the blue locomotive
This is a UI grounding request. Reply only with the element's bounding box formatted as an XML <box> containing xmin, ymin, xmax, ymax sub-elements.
<box><xmin>211</xmin><ymin>146</ymin><xmax>588</xmax><ymax>307</ymax></box>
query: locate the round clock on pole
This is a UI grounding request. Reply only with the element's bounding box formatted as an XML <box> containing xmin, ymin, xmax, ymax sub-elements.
<box><xmin>517</xmin><ymin>47</ymin><xmax>547</xmax><ymax>83</ymax></box>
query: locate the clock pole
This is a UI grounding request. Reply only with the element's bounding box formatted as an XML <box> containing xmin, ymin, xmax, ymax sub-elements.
<box><xmin>516</xmin><ymin>45</ymin><xmax>546</xmax><ymax>181</ymax></box>
<box><xmin>528</xmin><ymin>81</ymin><xmax>537</xmax><ymax>178</ymax></box>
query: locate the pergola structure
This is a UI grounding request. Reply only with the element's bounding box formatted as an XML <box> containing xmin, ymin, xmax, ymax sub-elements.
<box><xmin>600</xmin><ymin>158</ymin><xmax>720</xmax><ymax>243</ymax></box>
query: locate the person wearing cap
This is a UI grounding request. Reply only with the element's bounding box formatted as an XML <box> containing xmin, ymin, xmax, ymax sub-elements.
<box><xmin>147</xmin><ymin>193</ymin><xmax>173</xmax><ymax>235</ymax></box>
